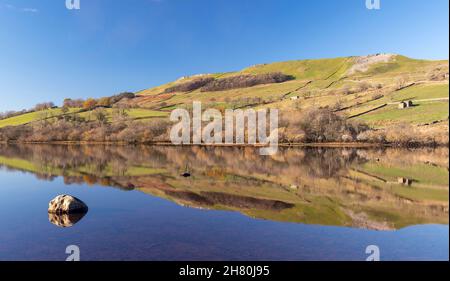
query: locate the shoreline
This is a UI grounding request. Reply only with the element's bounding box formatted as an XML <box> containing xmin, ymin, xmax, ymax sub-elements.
<box><xmin>0</xmin><ymin>140</ymin><xmax>447</xmax><ymax>149</ymax></box>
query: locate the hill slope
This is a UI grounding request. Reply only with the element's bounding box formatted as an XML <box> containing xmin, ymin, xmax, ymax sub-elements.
<box><xmin>0</xmin><ymin>54</ymin><xmax>448</xmax><ymax>143</ymax></box>
<box><xmin>122</xmin><ymin>54</ymin><xmax>449</xmax><ymax>128</ymax></box>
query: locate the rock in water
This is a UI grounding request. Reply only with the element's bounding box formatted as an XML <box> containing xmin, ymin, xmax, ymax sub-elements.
<box><xmin>48</xmin><ymin>195</ymin><xmax>88</xmax><ymax>214</ymax></box>
<box><xmin>48</xmin><ymin>212</ymin><xmax>87</xmax><ymax>228</ymax></box>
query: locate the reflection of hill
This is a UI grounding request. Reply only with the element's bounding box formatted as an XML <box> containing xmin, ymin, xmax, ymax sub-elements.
<box><xmin>162</xmin><ymin>190</ymin><xmax>295</xmax><ymax>210</ymax></box>
<box><xmin>0</xmin><ymin>144</ymin><xmax>448</xmax><ymax>230</ymax></box>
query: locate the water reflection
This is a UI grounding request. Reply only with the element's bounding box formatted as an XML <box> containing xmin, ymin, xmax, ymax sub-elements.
<box><xmin>0</xmin><ymin>144</ymin><xmax>448</xmax><ymax>230</ymax></box>
<box><xmin>48</xmin><ymin>212</ymin><xmax>88</xmax><ymax>228</ymax></box>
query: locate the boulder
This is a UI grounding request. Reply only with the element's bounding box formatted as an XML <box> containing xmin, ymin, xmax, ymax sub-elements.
<box><xmin>48</xmin><ymin>195</ymin><xmax>88</xmax><ymax>214</ymax></box>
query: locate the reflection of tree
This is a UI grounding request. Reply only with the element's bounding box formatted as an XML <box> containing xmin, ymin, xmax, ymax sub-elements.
<box><xmin>0</xmin><ymin>144</ymin><xmax>448</xmax><ymax>185</ymax></box>
<box><xmin>0</xmin><ymin>144</ymin><xmax>448</xmax><ymax>229</ymax></box>
<box><xmin>300</xmin><ymin>148</ymin><xmax>364</xmax><ymax>179</ymax></box>
<box><xmin>35</xmin><ymin>174</ymin><xmax>57</xmax><ymax>181</ymax></box>
<box><xmin>83</xmin><ymin>175</ymin><xmax>98</xmax><ymax>186</ymax></box>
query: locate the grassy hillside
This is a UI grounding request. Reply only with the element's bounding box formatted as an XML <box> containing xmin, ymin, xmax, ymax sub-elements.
<box><xmin>0</xmin><ymin>108</ymin><xmax>80</xmax><ymax>128</ymax></box>
<box><xmin>129</xmin><ymin>54</ymin><xmax>448</xmax><ymax>128</ymax></box>
<box><xmin>0</xmin><ymin>54</ymin><xmax>448</xmax><ymax>138</ymax></box>
<box><xmin>0</xmin><ymin>108</ymin><xmax>168</xmax><ymax>129</ymax></box>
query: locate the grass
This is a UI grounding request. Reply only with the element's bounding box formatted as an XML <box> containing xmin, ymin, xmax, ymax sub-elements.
<box><xmin>135</xmin><ymin>57</ymin><xmax>354</xmax><ymax>108</ymax></box>
<box><xmin>360</xmin><ymin>162</ymin><xmax>449</xmax><ymax>187</ymax></box>
<box><xmin>0</xmin><ymin>155</ymin><xmax>167</xmax><ymax>178</ymax></box>
<box><xmin>0</xmin><ymin>155</ymin><xmax>42</xmax><ymax>173</ymax></box>
<box><xmin>169</xmin><ymin>79</ymin><xmax>304</xmax><ymax>106</ymax></box>
<box><xmin>346</xmin><ymin>82</ymin><xmax>448</xmax><ymax>122</ymax></box>
<box><xmin>359</xmin><ymin>55</ymin><xmax>445</xmax><ymax>78</ymax></box>
<box><xmin>239</xmin><ymin>57</ymin><xmax>352</xmax><ymax>80</ymax></box>
<box><xmin>357</xmin><ymin>101</ymin><xmax>449</xmax><ymax>126</ymax></box>
<box><xmin>77</xmin><ymin>108</ymin><xmax>169</xmax><ymax>121</ymax></box>
<box><xmin>0</xmin><ymin>108</ymin><xmax>169</xmax><ymax>128</ymax></box>
<box><xmin>390</xmin><ymin>83</ymin><xmax>449</xmax><ymax>102</ymax></box>
<box><xmin>74</xmin><ymin>163</ymin><xmax>166</xmax><ymax>177</ymax></box>
<box><xmin>245</xmin><ymin>198</ymin><xmax>351</xmax><ymax>226</ymax></box>
<box><xmin>126</xmin><ymin>108</ymin><xmax>169</xmax><ymax>119</ymax></box>
<box><xmin>0</xmin><ymin>108</ymin><xmax>79</xmax><ymax>128</ymax></box>
<box><xmin>362</xmin><ymin>206</ymin><xmax>448</xmax><ymax>229</ymax></box>
<box><xmin>390</xmin><ymin>185</ymin><xmax>449</xmax><ymax>202</ymax></box>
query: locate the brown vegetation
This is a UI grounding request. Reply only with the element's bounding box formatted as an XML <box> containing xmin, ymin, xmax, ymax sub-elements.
<box><xmin>201</xmin><ymin>72</ymin><xmax>294</xmax><ymax>92</ymax></box>
<box><xmin>83</xmin><ymin>98</ymin><xmax>97</xmax><ymax>110</ymax></box>
<box><xmin>163</xmin><ymin>73</ymin><xmax>294</xmax><ymax>94</ymax></box>
<box><xmin>34</xmin><ymin>102</ymin><xmax>55</xmax><ymax>111</ymax></box>
<box><xmin>62</xmin><ymin>92</ymin><xmax>136</xmax><ymax>109</ymax></box>
<box><xmin>280</xmin><ymin>108</ymin><xmax>369</xmax><ymax>143</ymax></box>
<box><xmin>164</xmin><ymin>77</ymin><xmax>215</xmax><ymax>93</ymax></box>
<box><xmin>357</xmin><ymin>122</ymin><xmax>449</xmax><ymax>146</ymax></box>
<box><xmin>0</xmin><ymin>106</ymin><xmax>447</xmax><ymax>147</ymax></box>
<box><xmin>63</xmin><ymin>98</ymin><xmax>85</xmax><ymax>108</ymax></box>
<box><xmin>0</xmin><ymin>118</ymin><xmax>171</xmax><ymax>144</ymax></box>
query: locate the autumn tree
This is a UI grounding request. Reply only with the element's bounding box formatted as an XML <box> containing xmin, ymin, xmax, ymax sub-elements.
<box><xmin>112</xmin><ymin>103</ymin><xmax>130</xmax><ymax>121</ymax></box>
<box><xmin>35</xmin><ymin>102</ymin><xmax>55</xmax><ymax>111</ymax></box>
<box><xmin>64</xmin><ymin>98</ymin><xmax>85</xmax><ymax>108</ymax></box>
<box><xmin>93</xmin><ymin>108</ymin><xmax>108</xmax><ymax>124</ymax></box>
<box><xmin>61</xmin><ymin>105</ymin><xmax>70</xmax><ymax>115</ymax></box>
<box><xmin>83</xmin><ymin>98</ymin><xmax>97</xmax><ymax>110</ymax></box>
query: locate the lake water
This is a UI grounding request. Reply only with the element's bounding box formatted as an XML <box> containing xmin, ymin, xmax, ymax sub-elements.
<box><xmin>0</xmin><ymin>144</ymin><xmax>448</xmax><ymax>261</ymax></box>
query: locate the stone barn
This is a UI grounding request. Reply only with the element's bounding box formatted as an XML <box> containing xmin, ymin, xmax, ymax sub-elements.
<box><xmin>398</xmin><ymin>101</ymin><xmax>413</xmax><ymax>109</ymax></box>
<box><xmin>397</xmin><ymin>177</ymin><xmax>413</xmax><ymax>186</ymax></box>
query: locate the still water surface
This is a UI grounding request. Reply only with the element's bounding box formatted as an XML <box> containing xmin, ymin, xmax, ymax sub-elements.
<box><xmin>0</xmin><ymin>145</ymin><xmax>448</xmax><ymax>260</ymax></box>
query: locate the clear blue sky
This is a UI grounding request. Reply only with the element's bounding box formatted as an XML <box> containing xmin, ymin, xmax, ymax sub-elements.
<box><xmin>0</xmin><ymin>0</ymin><xmax>448</xmax><ymax>112</ymax></box>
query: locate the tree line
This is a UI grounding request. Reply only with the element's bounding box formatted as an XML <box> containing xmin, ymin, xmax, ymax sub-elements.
<box><xmin>0</xmin><ymin>92</ymin><xmax>136</xmax><ymax>121</ymax></box>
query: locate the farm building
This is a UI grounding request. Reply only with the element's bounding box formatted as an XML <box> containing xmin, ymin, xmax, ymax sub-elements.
<box><xmin>397</xmin><ymin>177</ymin><xmax>413</xmax><ymax>186</ymax></box>
<box><xmin>398</xmin><ymin>100</ymin><xmax>413</xmax><ymax>109</ymax></box>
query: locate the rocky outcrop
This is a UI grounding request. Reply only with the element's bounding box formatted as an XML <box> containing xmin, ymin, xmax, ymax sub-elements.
<box><xmin>345</xmin><ymin>210</ymin><xmax>393</xmax><ymax>231</ymax></box>
<box><xmin>347</xmin><ymin>53</ymin><xmax>395</xmax><ymax>75</ymax></box>
<box><xmin>48</xmin><ymin>195</ymin><xmax>88</xmax><ymax>214</ymax></box>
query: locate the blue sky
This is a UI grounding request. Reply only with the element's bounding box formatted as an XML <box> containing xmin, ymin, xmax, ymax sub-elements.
<box><xmin>0</xmin><ymin>0</ymin><xmax>448</xmax><ymax>112</ymax></box>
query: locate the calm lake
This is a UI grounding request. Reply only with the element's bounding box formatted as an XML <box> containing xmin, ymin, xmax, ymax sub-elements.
<box><xmin>0</xmin><ymin>144</ymin><xmax>448</xmax><ymax>261</ymax></box>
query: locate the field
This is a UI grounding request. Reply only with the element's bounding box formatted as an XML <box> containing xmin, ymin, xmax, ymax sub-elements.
<box><xmin>0</xmin><ymin>108</ymin><xmax>169</xmax><ymax>129</ymax></box>
<box><xmin>0</xmin><ymin>108</ymin><xmax>79</xmax><ymax>128</ymax></box>
<box><xmin>358</xmin><ymin>101</ymin><xmax>449</xmax><ymax>126</ymax></box>
<box><xmin>76</xmin><ymin>108</ymin><xmax>168</xmax><ymax>122</ymax></box>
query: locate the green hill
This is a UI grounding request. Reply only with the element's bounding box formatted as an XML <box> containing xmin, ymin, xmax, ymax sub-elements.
<box><xmin>0</xmin><ymin>54</ymin><xmax>448</xmax><ymax>140</ymax></box>
<box><xmin>130</xmin><ymin>54</ymin><xmax>448</xmax><ymax>127</ymax></box>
